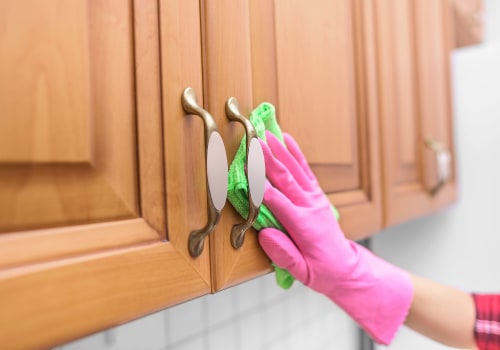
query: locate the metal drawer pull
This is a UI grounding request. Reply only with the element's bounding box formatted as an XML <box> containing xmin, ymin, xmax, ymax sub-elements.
<box><xmin>182</xmin><ymin>87</ymin><xmax>228</xmax><ymax>257</ymax></box>
<box><xmin>225</xmin><ymin>97</ymin><xmax>266</xmax><ymax>249</ymax></box>
<box><xmin>425</xmin><ymin>138</ymin><xmax>452</xmax><ymax>196</ymax></box>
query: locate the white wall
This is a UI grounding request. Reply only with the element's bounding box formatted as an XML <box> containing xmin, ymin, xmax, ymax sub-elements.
<box><xmin>374</xmin><ymin>1</ymin><xmax>500</xmax><ymax>349</ymax></box>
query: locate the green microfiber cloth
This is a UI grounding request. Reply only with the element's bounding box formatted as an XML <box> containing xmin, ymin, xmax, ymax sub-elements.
<box><xmin>227</xmin><ymin>102</ymin><xmax>339</xmax><ymax>289</ymax></box>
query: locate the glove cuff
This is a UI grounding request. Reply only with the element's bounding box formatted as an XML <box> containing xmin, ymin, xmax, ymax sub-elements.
<box><xmin>328</xmin><ymin>244</ymin><xmax>414</xmax><ymax>345</ymax></box>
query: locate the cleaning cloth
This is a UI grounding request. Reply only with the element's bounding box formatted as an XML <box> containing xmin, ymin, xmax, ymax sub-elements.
<box><xmin>227</xmin><ymin>102</ymin><xmax>339</xmax><ymax>289</ymax></box>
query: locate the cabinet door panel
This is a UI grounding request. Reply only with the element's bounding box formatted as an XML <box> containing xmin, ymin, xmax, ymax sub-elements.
<box><xmin>274</xmin><ymin>0</ymin><xmax>359</xmax><ymax>192</ymax></box>
<box><xmin>0</xmin><ymin>1</ymin><xmax>137</xmax><ymax>232</ymax></box>
<box><xmin>376</xmin><ymin>0</ymin><xmax>456</xmax><ymax>226</ymax></box>
<box><xmin>270</xmin><ymin>0</ymin><xmax>382</xmax><ymax>238</ymax></box>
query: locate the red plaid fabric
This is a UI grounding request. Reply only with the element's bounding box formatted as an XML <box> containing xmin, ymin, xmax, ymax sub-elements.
<box><xmin>473</xmin><ymin>294</ymin><xmax>500</xmax><ymax>350</ymax></box>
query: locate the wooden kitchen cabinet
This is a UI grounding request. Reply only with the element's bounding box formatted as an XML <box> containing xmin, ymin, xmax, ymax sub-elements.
<box><xmin>375</xmin><ymin>0</ymin><xmax>457</xmax><ymax>227</ymax></box>
<box><xmin>0</xmin><ymin>1</ymin><xmax>211</xmax><ymax>349</ymax></box>
<box><xmin>0</xmin><ymin>0</ymin><xmax>457</xmax><ymax>348</ymax></box>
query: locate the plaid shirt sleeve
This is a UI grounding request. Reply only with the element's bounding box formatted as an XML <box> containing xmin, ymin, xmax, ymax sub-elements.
<box><xmin>473</xmin><ymin>294</ymin><xmax>500</xmax><ymax>350</ymax></box>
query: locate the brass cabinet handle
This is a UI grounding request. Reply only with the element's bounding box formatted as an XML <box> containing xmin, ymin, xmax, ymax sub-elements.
<box><xmin>225</xmin><ymin>97</ymin><xmax>266</xmax><ymax>249</ymax></box>
<box><xmin>425</xmin><ymin>138</ymin><xmax>452</xmax><ymax>196</ymax></box>
<box><xmin>182</xmin><ymin>88</ymin><xmax>228</xmax><ymax>257</ymax></box>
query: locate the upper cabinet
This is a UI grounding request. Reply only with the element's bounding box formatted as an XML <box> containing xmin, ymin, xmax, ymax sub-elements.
<box><xmin>0</xmin><ymin>1</ymin><xmax>211</xmax><ymax>348</ymax></box>
<box><xmin>0</xmin><ymin>0</ymin><xmax>458</xmax><ymax>348</ymax></box>
<box><xmin>375</xmin><ymin>0</ymin><xmax>457</xmax><ymax>227</ymax></box>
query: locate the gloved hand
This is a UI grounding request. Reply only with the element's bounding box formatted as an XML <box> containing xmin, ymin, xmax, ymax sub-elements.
<box><xmin>258</xmin><ymin>131</ymin><xmax>414</xmax><ymax>345</ymax></box>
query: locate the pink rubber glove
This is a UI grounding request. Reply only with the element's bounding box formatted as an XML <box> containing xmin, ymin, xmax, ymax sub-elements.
<box><xmin>258</xmin><ymin>131</ymin><xmax>414</xmax><ymax>345</ymax></box>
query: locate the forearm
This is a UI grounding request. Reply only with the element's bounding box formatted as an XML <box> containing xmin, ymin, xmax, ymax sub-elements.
<box><xmin>405</xmin><ymin>274</ymin><xmax>476</xmax><ymax>349</ymax></box>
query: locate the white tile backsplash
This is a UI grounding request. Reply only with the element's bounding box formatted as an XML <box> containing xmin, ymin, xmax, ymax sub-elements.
<box><xmin>238</xmin><ymin>312</ymin><xmax>263</xmax><ymax>350</ymax></box>
<box><xmin>234</xmin><ymin>276</ymin><xmax>265</xmax><ymax>314</ymax></box>
<box><xmin>167</xmin><ymin>297</ymin><xmax>206</xmax><ymax>345</ymax></box>
<box><xmin>207</xmin><ymin>320</ymin><xmax>238</xmax><ymax>350</ymax></box>
<box><xmin>64</xmin><ymin>333</ymin><xmax>106</xmax><ymax>350</ymax></box>
<box><xmin>205</xmin><ymin>285</ymin><xmax>238</xmax><ymax>327</ymax></box>
<box><xmin>170</xmin><ymin>336</ymin><xmax>205</xmax><ymax>350</ymax></box>
<box><xmin>110</xmin><ymin>311</ymin><xmax>167</xmax><ymax>350</ymax></box>
<box><xmin>62</xmin><ymin>273</ymin><xmax>357</xmax><ymax>350</ymax></box>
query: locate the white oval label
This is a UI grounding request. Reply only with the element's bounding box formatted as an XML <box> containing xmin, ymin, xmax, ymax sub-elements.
<box><xmin>247</xmin><ymin>138</ymin><xmax>265</xmax><ymax>207</ymax></box>
<box><xmin>206</xmin><ymin>132</ymin><xmax>228</xmax><ymax>211</ymax></box>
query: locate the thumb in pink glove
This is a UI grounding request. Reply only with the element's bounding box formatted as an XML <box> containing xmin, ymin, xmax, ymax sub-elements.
<box><xmin>258</xmin><ymin>131</ymin><xmax>414</xmax><ymax>345</ymax></box>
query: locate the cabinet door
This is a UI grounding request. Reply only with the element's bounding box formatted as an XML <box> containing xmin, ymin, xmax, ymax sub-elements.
<box><xmin>0</xmin><ymin>1</ymin><xmax>210</xmax><ymax>348</ymax></box>
<box><xmin>202</xmin><ymin>0</ymin><xmax>273</xmax><ymax>291</ymax></box>
<box><xmin>0</xmin><ymin>2</ymin><xmax>137</xmax><ymax>231</ymax></box>
<box><xmin>203</xmin><ymin>0</ymin><xmax>383</xmax><ymax>292</ymax></box>
<box><xmin>252</xmin><ymin>0</ymin><xmax>382</xmax><ymax>239</ymax></box>
<box><xmin>375</xmin><ymin>0</ymin><xmax>456</xmax><ymax>227</ymax></box>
